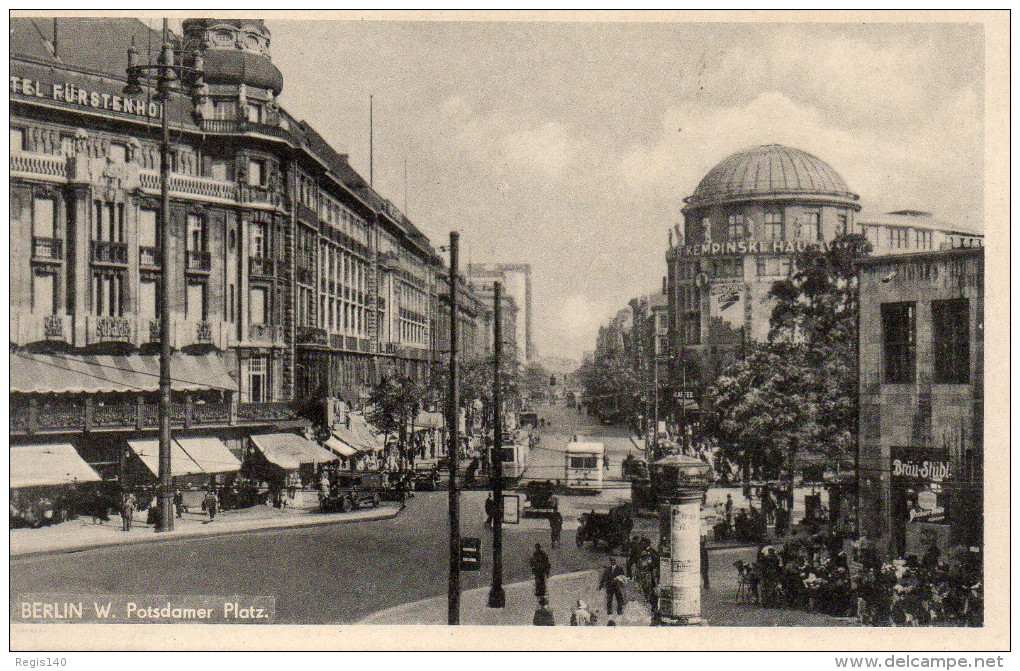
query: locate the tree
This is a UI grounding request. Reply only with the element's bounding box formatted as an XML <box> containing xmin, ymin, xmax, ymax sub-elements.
<box><xmin>577</xmin><ymin>352</ymin><xmax>639</xmax><ymax>422</ymax></box>
<box><xmin>367</xmin><ymin>376</ymin><xmax>425</xmax><ymax>471</ymax></box>
<box><xmin>522</xmin><ymin>361</ymin><xmax>551</xmax><ymax>402</ymax></box>
<box><xmin>706</xmin><ymin>234</ymin><xmax>871</xmax><ymax>488</ymax></box>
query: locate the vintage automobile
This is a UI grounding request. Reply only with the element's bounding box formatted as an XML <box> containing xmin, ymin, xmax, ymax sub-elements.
<box><xmin>521</xmin><ymin>479</ymin><xmax>559</xmax><ymax>518</ymax></box>
<box><xmin>320</xmin><ymin>472</ymin><xmax>383</xmax><ymax>512</ymax></box>
<box><xmin>575</xmin><ymin>503</ymin><xmax>633</xmax><ymax>552</ymax></box>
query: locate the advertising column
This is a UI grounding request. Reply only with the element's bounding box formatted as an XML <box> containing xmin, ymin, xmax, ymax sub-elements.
<box><xmin>658</xmin><ymin>490</ymin><xmax>703</xmax><ymax>620</ymax></box>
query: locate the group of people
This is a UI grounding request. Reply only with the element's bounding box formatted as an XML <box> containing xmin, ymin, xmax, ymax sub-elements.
<box><xmin>736</xmin><ymin>534</ymin><xmax>983</xmax><ymax>626</ymax></box>
<box><xmin>527</xmin><ymin>543</ymin><xmax>630</xmax><ymax>626</ymax></box>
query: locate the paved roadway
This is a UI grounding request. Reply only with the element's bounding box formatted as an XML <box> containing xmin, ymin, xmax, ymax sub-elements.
<box><xmin>9</xmin><ymin>402</ymin><xmax>833</xmax><ymax>625</ymax></box>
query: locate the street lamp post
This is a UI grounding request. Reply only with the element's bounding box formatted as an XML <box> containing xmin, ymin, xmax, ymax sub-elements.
<box><xmin>125</xmin><ymin>18</ymin><xmax>203</xmax><ymax>532</ymax></box>
<box><xmin>487</xmin><ymin>281</ymin><xmax>505</xmax><ymax>608</ymax></box>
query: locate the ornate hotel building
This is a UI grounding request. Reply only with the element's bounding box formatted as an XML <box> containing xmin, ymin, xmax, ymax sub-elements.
<box><xmin>9</xmin><ymin>17</ymin><xmax>465</xmax><ymax>480</ymax></box>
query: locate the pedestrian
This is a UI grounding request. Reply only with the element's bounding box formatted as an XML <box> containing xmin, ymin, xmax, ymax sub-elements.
<box><xmin>701</xmin><ymin>535</ymin><xmax>711</xmax><ymax>590</ymax></box>
<box><xmin>598</xmin><ymin>558</ymin><xmax>626</xmax><ymax>616</ymax></box>
<box><xmin>204</xmin><ymin>488</ymin><xmax>218</xmax><ymax>521</ymax></box>
<box><xmin>603</xmin><ymin>452</ymin><xmax>609</xmax><ymax>471</ymax></box>
<box><xmin>484</xmin><ymin>493</ymin><xmax>495</xmax><ymax>528</ymax></box>
<box><xmin>529</xmin><ymin>543</ymin><xmax>552</xmax><ymax>597</ymax></box>
<box><xmin>570</xmin><ymin>599</ymin><xmax>595</xmax><ymax>626</ymax></box>
<box><xmin>173</xmin><ymin>489</ymin><xmax>184</xmax><ymax>519</ymax></box>
<box><xmin>549</xmin><ymin>509</ymin><xmax>563</xmax><ymax>549</ymax></box>
<box><xmin>121</xmin><ymin>491</ymin><xmax>135</xmax><ymax>532</ymax></box>
<box><xmin>532</xmin><ymin>596</ymin><xmax>555</xmax><ymax>626</ymax></box>
<box><xmin>724</xmin><ymin>493</ymin><xmax>733</xmax><ymax>530</ymax></box>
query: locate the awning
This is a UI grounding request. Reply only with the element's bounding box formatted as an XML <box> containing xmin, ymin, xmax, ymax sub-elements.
<box><xmin>250</xmin><ymin>433</ymin><xmax>338</xmax><ymax>470</ymax></box>
<box><xmin>176</xmin><ymin>437</ymin><xmax>241</xmax><ymax>474</ymax></box>
<box><xmin>324</xmin><ymin>433</ymin><xmax>359</xmax><ymax>458</ymax></box>
<box><xmin>128</xmin><ymin>439</ymin><xmax>204</xmax><ymax>478</ymax></box>
<box><xmin>348</xmin><ymin>413</ymin><xmax>386</xmax><ymax>452</ymax></box>
<box><xmin>413</xmin><ymin>411</ymin><xmax>444</xmax><ymax>431</ymax></box>
<box><xmin>10</xmin><ymin>443</ymin><xmax>102</xmax><ymax>489</ymax></box>
<box><xmin>10</xmin><ymin>352</ymin><xmax>237</xmax><ymax>394</ymax></box>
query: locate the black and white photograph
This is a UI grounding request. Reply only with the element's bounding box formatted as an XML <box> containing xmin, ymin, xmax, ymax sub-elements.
<box><xmin>7</xmin><ymin>10</ymin><xmax>1008</xmax><ymax>655</ymax></box>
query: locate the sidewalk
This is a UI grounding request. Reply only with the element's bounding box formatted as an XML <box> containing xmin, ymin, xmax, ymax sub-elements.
<box><xmin>360</xmin><ymin>568</ymin><xmax>855</xmax><ymax>627</ymax></box>
<box><xmin>10</xmin><ymin>501</ymin><xmax>402</xmax><ymax>558</ymax></box>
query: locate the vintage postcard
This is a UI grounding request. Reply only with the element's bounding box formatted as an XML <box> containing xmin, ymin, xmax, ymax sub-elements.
<box><xmin>8</xmin><ymin>9</ymin><xmax>1009</xmax><ymax>655</ymax></box>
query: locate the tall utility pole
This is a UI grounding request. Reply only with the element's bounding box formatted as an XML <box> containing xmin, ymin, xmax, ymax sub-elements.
<box><xmin>127</xmin><ymin>18</ymin><xmax>201</xmax><ymax>531</ymax></box>
<box><xmin>487</xmin><ymin>281</ymin><xmax>505</xmax><ymax>608</ymax></box>
<box><xmin>446</xmin><ymin>231</ymin><xmax>461</xmax><ymax>625</ymax></box>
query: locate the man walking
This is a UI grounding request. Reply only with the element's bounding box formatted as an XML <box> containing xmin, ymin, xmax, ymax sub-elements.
<box><xmin>484</xmin><ymin>493</ymin><xmax>495</xmax><ymax>528</ymax></box>
<box><xmin>598</xmin><ymin>558</ymin><xmax>626</xmax><ymax>616</ymax></box>
<box><xmin>724</xmin><ymin>493</ymin><xmax>733</xmax><ymax>530</ymax></box>
<box><xmin>121</xmin><ymin>491</ymin><xmax>135</xmax><ymax>532</ymax></box>
<box><xmin>549</xmin><ymin>509</ymin><xmax>563</xmax><ymax>549</ymax></box>
<box><xmin>529</xmin><ymin>543</ymin><xmax>552</xmax><ymax>597</ymax></box>
<box><xmin>173</xmin><ymin>489</ymin><xmax>184</xmax><ymax>518</ymax></box>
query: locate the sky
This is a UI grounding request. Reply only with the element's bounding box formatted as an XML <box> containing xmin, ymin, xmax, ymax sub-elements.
<box><xmin>237</xmin><ymin>18</ymin><xmax>984</xmax><ymax>362</ymax></box>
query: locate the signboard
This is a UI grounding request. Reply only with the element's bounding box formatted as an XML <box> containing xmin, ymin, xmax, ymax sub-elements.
<box><xmin>11</xmin><ymin>75</ymin><xmax>162</xmax><ymax>119</ymax></box>
<box><xmin>710</xmin><ymin>284</ymin><xmax>745</xmax><ymax>331</ymax></box>
<box><xmin>675</xmin><ymin>390</ymin><xmax>697</xmax><ymax>401</ymax></box>
<box><xmin>890</xmin><ymin>447</ymin><xmax>952</xmax><ymax>484</ymax></box>
<box><xmin>459</xmin><ymin>537</ymin><xmax>481</xmax><ymax>571</ymax></box>
<box><xmin>502</xmin><ymin>494</ymin><xmax>520</xmax><ymax>524</ymax></box>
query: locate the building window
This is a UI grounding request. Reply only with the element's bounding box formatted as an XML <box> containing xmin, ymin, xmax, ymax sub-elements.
<box><xmin>837</xmin><ymin>214</ymin><xmax>849</xmax><ymax>236</ymax></box>
<box><xmin>33</xmin><ymin>270</ymin><xmax>55</xmax><ymax>315</ymax></box>
<box><xmin>33</xmin><ymin>196</ymin><xmax>55</xmax><ymax>238</ymax></box>
<box><xmin>915</xmin><ymin>229</ymin><xmax>933</xmax><ymax>250</ymax></box>
<box><xmin>932</xmin><ymin>298</ymin><xmax>969</xmax><ymax>384</ymax></box>
<box><xmin>11</xmin><ymin>127</ymin><xmax>25</xmax><ymax>152</ymax></box>
<box><xmin>228</xmin><ymin>283</ymin><xmax>236</xmax><ymax>323</ymax></box>
<box><xmin>92</xmin><ymin>271</ymin><xmax>124</xmax><ymax>316</ymax></box>
<box><xmin>249</xmin><ymin>286</ymin><xmax>267</xmax><ymax>325</ymax></box>
<box><xmin>247</xmin><ymin>159</ymin><xmax>265</xmax><ymax>187</ymax></box>
<box><xmin>186</xmin><ymin>282</ymin><xmax>207</xmax><ymax>321</ymax></box>
<box><xmin>212</xmin><ymin>100</ymin><xmax>236</xmax><ymax>120</ymax></box>
<box><xmin>187</xmin><ymin>213</ymin><xmax>206</xmax><ymax>252</ymax></box>
<box><xmin>801</xmin><ymin>211</ymin><xmax>821</xmax><ymax>242</ymax></box>
<box><xmin>209</xmin><ymin>158</ymin><xmax>228</xmax><ymax>181</ymax></box>
<box><xmin>248</xmin><ymin>356</ymin><xmax>267</xmax><ymax>403</ymax></box>
<box><xmin>764</xmin><ymin>211</ymin><xmax>783</xmax><ymax>239</ymax></box>
<box><xmin>756</xmin><ymin>256</ymin><xmax>790</xmax><ymax>277</ymax></box>
<box><xmin>881</xmin><ymin>302</ymin><xmax>916</xmax><ymax>383</ymax></box>
<box><xmin>889</xmin><ymin>227</ymin><xmax>909</xmax><ymax>249</ymax></box>
<box><xmin>711</xmin><ymin>258</ymin><xmax>742</xmax><ymax>279</ymax></box>
<box><xmin>681</xmin><ymin>314</ymin><xmax>700</xmax><ymax>345</ymax></box>
<box><xmin>139</xmin><ymin>277</ymin><xmax>157</xmax><ymax>323</ymax></box>
<box><xmin>249</xmin><ymin>221</ymin><xmax>266</xmax><ymax>258</ymax></box>
<box><xmin>108</xmin><ymin>142</ymin><xmax>127</xmax><ymax>164</ymax></box>
<box><xmin>727</xmin><ymin>214</ymin><xmax>744</xmax><ymax>239</ymax></box>
<box><xmin>247</xmin><ymin>102</ymin><xmax>262</xmax><ymax>124</ymax></box>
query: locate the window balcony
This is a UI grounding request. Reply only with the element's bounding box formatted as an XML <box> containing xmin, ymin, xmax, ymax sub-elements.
<box><xmin>94</xmin><ymin>315</ymin><xmax>132</xmax><ymax>341</ymax></box>
<box><xmin>249</xmin><ymin>256</ymin><xmax>275</xmax><ymax>277</ymax></box>
<box><xmin>91</xmin><ymin>240</ymin><xmax>127</xmax><ymax>265</ymax></box>
<box><xmin>186</xmin><ymin>249</ymin><xmax>211</xmax><ymax>272</ymax></box>
<box><xmin>248</xmin><ymin>323</ymin><xmax>283</xmax><ymax>345</ymax></box>
<box><xmin>32</xmin><ymin>236</ymin><xmax>63</xmax><ymax>262</ymax></box>
<box><xmin>139</xmin><ymin>246</ymin><xmax>159</xmax><ymax>268</ymax></box>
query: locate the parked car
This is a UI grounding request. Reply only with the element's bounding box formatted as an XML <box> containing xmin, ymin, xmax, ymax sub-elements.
<box><xmin>320</xmin><ymin>472</ymin><xmax>383</xmax><ymax>512</ymax></box>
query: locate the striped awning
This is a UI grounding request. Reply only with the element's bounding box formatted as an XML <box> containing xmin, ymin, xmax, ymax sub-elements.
<box><xmin>10</xmin><ymin>443</ymin><xmax>102</xmax><ymax>489</ymax></box>
<box><xmin>176</xmin><ymin>437</ymin><xmax>242</xmax><ymax>474</ymax></box>
<box><xmin>348</xmin><ymin>413</ymin><xmax>386</xmax><ymax>452</ymax></box>
<box><xmin>250</xmin><ymin>433</ymin><xmax>338</xmax><ymax>470</ymax></box>
<box><xmin>324</xmin><ymin>433</ymin><xmax>360</xmax><ymax>458</ymax></box>
<box><xmin>128</xmin><ymin>439</ymin><xmax>205</xmax><ymax>478</ymax></box>
<box><xmin>10</xmin><ymin>352</ymin><xmax>237</xmax><ymax>394</ymax></box>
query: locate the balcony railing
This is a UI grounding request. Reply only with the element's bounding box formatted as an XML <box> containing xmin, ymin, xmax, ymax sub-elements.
<box><xmin>11</xmin><ymin>152</ymin><xmax>66</xmax><ymax>178</ymax></box>
<box><xmin>148</xmin><ymin>319</ymin><xmax>161</xmax><ymax>343</ymax></box>
<box><xmin>139</xmin><ymin>246</ymin><xmax>159</xmax><ymax>267</ymax></box>
<box><xmin>32</xmin><ymin>236</ymin><xmax>63</xmax><ymax>261</ymax></box>
<box><xmin>186</xmin><ymin>249</ymin><xmax>211</xmax><ymax>272</ymax></box>
<box><xmin>91</xmin><ymin>240</ymin><xmax>128</xmax><ymax>265</ymax></box>
<box><xmin>249</xmin><ymin>256</ymin><xmax>275</xmax><ymax>277</ymax></box>
<box><xmin>43</xmin><ymin>314</ymin><xmax>65</xmax><ymax>340</ymax></box>
<box><xmin>95</xmin><ymin>316</ymin><xmax>132</xmax><ymax>341</ymax></box>
<box><xmin>236</xmin><ymin>401</ymin><xmax>294</xmax><ymax>423</ymax></box>
<box><xmin>296</xmin><ymin>326</ymin><xmax>328</xmax><ymax>346</ymax></box>
<box><xmin>248</xmin><ymin>323</ymin><xmax>283</xmax><ymax>344</ymax></box>
<box><xmin>198</xmin><ymin>118</ymin><xmax>292</xmax><ymax>142</ymax></box>
<box><xmin>196</xmin><ymin>321</ymin><xmax>213</xmax><ymax>343</ymax></box>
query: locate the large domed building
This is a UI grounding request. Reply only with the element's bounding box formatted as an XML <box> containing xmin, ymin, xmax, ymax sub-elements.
<box><xmin>665</xmin><ymin>144</ymin><xmax>862</xmax><ymax>391</ymax></box>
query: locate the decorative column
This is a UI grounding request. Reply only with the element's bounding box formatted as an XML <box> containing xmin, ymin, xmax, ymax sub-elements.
<box><xmin>651</xmin><ymin>453</ymin><xmax>711</xmax><ymax>625</ymax></box>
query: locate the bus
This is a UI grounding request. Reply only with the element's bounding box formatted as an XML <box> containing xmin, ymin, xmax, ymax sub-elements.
<box><xmin>564</xmin><ymin>440</ymin><xmax>604</xmax><ymax>492</ymax></box>
<box><xmin>488</xmin><ymin>441</ymin><xmax>530</xmax><ymax>484</ymax></box>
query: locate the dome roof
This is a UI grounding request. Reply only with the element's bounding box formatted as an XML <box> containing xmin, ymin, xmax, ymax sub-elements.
<box><xmin>685</xmin><ymin>144</ymin><xmax>859</xmax><ymax>209</ymax></box>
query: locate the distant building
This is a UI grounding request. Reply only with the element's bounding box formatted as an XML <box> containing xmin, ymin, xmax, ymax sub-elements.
<box><xmin>665</xmin><ymin>144</ymin><xmax>863</xmax><ymax>391</ymax></box>
<box><xmin>857</xmin><ymin>247</ymin><xmax>983</xmax><ymax>558</ymax></box>
<box><xmin>471</xmin><ymin>281</ymin><xmax>519</xmax><ymax>364</ymax></box>
<box><xmin>859</xmin><ymin>210</ymin><xmax>982</xmax><ymax>255</ymax></box>
<box><xmin>467</xmin><ymin>263</ymin><xmax>533</xmax><ymax>362</ymax></box>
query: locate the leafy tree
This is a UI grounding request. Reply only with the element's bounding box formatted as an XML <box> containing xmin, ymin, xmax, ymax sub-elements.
<box><xmin>706</xmin><ymin>234</ymin><xmax>871</xmax><ymax>487</ymax></box>
<box><xmin>367</xmin><ymin>375</ymin><xmax>425</xmax><ymax>470</ymax></box>
<box><xmin>522</xmin><ymin>361</ymin><xmax>551</xmax><ymax>401</ymax></box>
<box><xmin>577</xmin><ymin>352</ymin><xmax>639</xmax><ymax>422</ymax></box>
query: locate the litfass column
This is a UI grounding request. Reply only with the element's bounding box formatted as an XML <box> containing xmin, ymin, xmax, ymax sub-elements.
<box><xmin>651</xmin><ymin>454</ymin><xmax>711</xmax><ymax>625</ymax></box>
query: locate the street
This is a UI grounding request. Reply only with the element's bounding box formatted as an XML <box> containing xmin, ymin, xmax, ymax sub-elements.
<box><xmin>9</xmin><ymin>402</ymin><xmax>839</xmax><ymax>625</ymax></box>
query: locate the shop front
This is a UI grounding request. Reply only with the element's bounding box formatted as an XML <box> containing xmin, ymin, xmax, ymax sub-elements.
<box><xmin>889</xmin><ymin>446</ymin><xmax>952</xmax><ymax>558</ymax></box>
